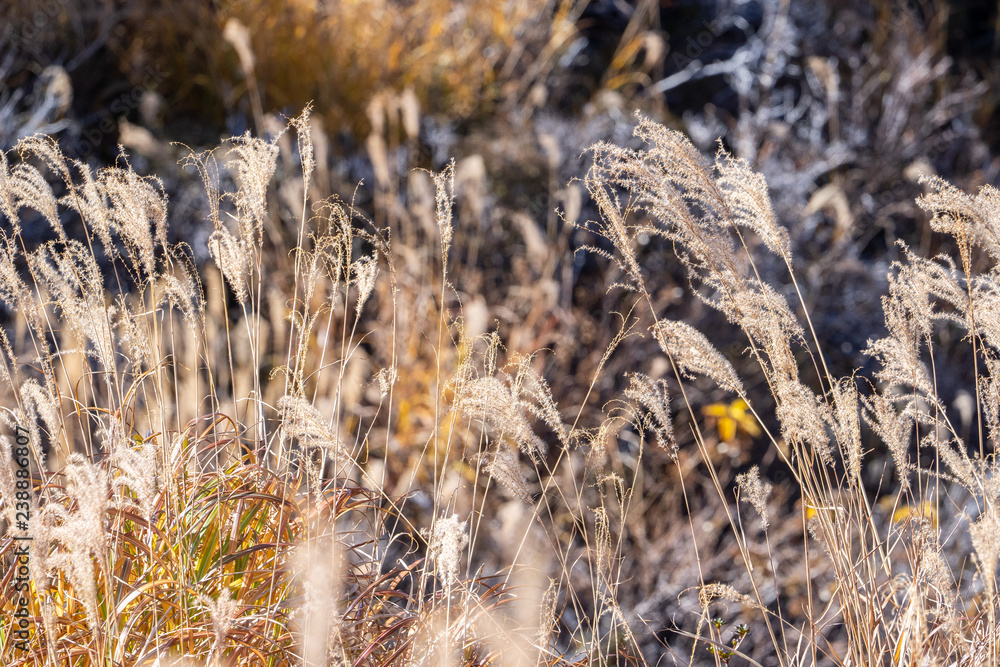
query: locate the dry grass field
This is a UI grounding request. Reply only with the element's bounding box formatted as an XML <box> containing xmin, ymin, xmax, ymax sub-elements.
<box><xmin>2</xmin><ymin>1</ymin><xmax>1000</xmax><ymax>665</ymax></box>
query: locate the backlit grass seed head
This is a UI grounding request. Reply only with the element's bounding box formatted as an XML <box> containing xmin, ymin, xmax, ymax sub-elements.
<box><xmin>714</xmin><ymin>147</ymin><xmax>790</xmax><ymax>262</ymax></box>
<box><xmin>863</xmin><ymin>392</ymin><xmax>917</xmax><ymax>490</ymax></box>
<box><xmin>723</xmin><ymin>284</ymin><xmax>804</xmax><ymax>381</ymax></box>
<box><xmin>580</xmin><ymin>176</ymin><xmax>644</xmax><ymax>287</ymax></box>
<box><xmin>0</xmin><ymin>435</ymin><xmax>20</xmax><ymax>526</ymax></box>
<box><xmin>451</xmin><ymin>374</ymin><xmax>547</xmax><ymax>460</ymax></box>
<box><xmin>594</xmin><ymin>505</ymin><xmax>612</xmax><ymax>575</ymax></box>
<box><xmin>775</xmin><ymin>380</ymin><xmax>832</xmax><ymax>464</ymax></box>
<box><xmin>6</xmin><ymin>161</ymin><xmax>62</xmax><ymax>239</ymax></box>
<box><xmin>290</xmin><ymin>105</ymin><xmax>315</xmax><ymax>190</ymax></box>
<box><xmin>735</xmin><ymin>465</ymin><xmax>772</xmax><ymax>529</ymax></box>
<box><xmin>376</xmin><ymin>366</ymin><xmax>397</xmax><ymax>399</ymax></box>
<box><xmin>35</xmin><ymin>453</ymin><xmax>112</xmax><ymax>631</ymax></box>
<box><xmin>512</xmin><ymin>353</ymin><xmax>569</xmax><ymax>447</ymax></box>
<box><xmin>20</xmin><ymin>379</ymin><xmax>58</xmax><ymax>456</ymax></box>
<box><xmin>698</xmin><ymin>583</ymin><xmax>756</xmax><ymax>612</ymax></box>
<box><xmin>69</xmin><ymin>161</ymin><xmax>114</xmax><ymax>252</ymax></box>
<box><xmin>0</xmin><ymin>150</ymin><xmax>15</xmax><ymax>227</ymax></box>
<box><xmin>64</xmin><ymin>453</ymin><xmax>110</xmax><ymax>549</ymax></box>
<box><xmin>652</xmin><ymin>319</ymin><xmax>743</xmax><ymax>394</ymax></box>
<box><xmin>292</xmin><ymin>536</ymin><xmax>343</xmax><ymax>667</ymax></box>
<box><xmin>0</xmin><ymin>242</ymin><xmax>44</xmax><ymax>337</ymax></box>
<box><xmin>980</xmin><ymin>361</ymin><xmax>1000</xmax><ymax>445</ymax></box>
<box><xmin>278</xmin><ymin>393</ymin><xmax>347</xmax><ymax>461</ymax></box>
<box><xmin>352</xmin><ymin>254</ymin><xmax>377</xmax><ymax>314</ymax></box>
<box><xmin>107</xmin><ymin>419</ymin><xmax>159</xmax><ymax>522</ymax></box>
<box><xmin>427</xmin><ymin>513</ymin><xmax>469</xmax><ymax>586</ymax></box>
<box><xmin>200</xmin><ymin>588</ymin><xmax>240</xmax><ymax>660</ymax></box>
<box><xmin>969</xmin><ymin>505</ymin><xmax>1000</xmax><ymax>595</ymax></box>
<box><xmin>831</xmin><ymin>379</ymin><xmax>863</xmax><ymax>484</ymax></box>
<box><xmin>481</xmin><ymin>442</ymin><xmax>533</xmax><ymax>504</ymax></box>
<box><xmin>229</xmin><ymin>133</ymin><xmax>279</xmax><ymax>246</ymax></box>
<box><xmin>116</xmin><ymin>297</ymin><xmax>155</xmax><ymax>371</ymax></box>
<box><xmin>434</xmin><ymin>160</ymin><xmax>455</xmax><ymax>270</ymax></box>
<box><xmin>32</xmin><ymin>239</ymin><xmax>118</xmax><ymax>370</ymax></box>
<box><xmin>623</xmin><ymin>372</ymin><xmax>675</xmax><ymax>455</ymax></box>
<box><xmin>101</xmin><ymin>165</ymin><xmax>167</xmax><ymax>279</ymax></box>
<box><xmin>916</xmin><ymin>174</ymin><xmax>999</xmax><ymax>264</ymax></box>
<box><xmin>208</xmin><ymin>229</ymin><xmax>250</xmax><ymax>305</ymax></box>
<box><xmin>158</xmin><ymin>266</ymin><xmax>203</xmax><ymax>331</ymax></box>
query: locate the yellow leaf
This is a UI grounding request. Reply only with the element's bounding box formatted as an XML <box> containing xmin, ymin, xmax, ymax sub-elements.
<box><xmin>719</xmin><ymin>417</ymin><xmax>736</xmax><ymax>442</ymax></box>
<box><xmin>891</xmin><ymin>501</ymin><xmax>938</xmax><ymax>528</ymax></box>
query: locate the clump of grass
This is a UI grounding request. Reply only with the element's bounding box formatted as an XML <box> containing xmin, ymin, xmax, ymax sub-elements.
<box><xmin>0</xmin><ymin>113</ymin><xmax>586</xmax><ymax>665</ymax></box>
<box><xmin>580</xmin><ymin>114</ymin><xmax>1000</xmax><ymax>665</ymax></box>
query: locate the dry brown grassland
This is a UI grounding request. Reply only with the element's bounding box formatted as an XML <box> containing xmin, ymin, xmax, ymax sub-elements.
<box><xmin>3</xmin><ymin>102</ymin><xmax>1000</xmax><ymax>666</ymax></box>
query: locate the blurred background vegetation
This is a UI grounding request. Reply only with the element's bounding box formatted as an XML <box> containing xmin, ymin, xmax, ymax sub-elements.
<box><xmin>3</xmin><ymin>0</ymin><xmax>1000</xmax><ymax>662</ymax></box>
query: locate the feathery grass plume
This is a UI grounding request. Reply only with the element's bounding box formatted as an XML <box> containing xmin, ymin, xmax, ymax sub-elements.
<box><xmin>593</xmin><ymin>505</ymin><xmax>612</xmax><ymax>576</ymax></box>
<box><xmin>980</xmin><ymin>358</ymin><xmax>1000</xmax><ymax>446</ymax></box>
<box><xmin>5</xmin><ymin>160</ymin><xmax>63</xmax><ymax>240</ymax></box>
<box><xmin>579</xmin><ymin>176</ymin><xmax>645</xmax><ymax>288</ymax></box>
<box><xmin>449</xmin><ymin>341</ymin><xmax>567</xmax><ymax>461</ymax></box>
<box><xmin>278</xmin><ymin>393</ymin><xmax>347</xmax><ymax>460</ymax></box>
<box><xmin>100</xmin><ymin>162</ymin><xmax>168</xmax><ymax>280</ymax></box>
<box><xmin>511</xmin><ymin>352</ymin><xmax>569</xmax><ymax>448</ymax></box>
<box><xmin>351</xmin><ymin>253</ymin><xmax>377</xmax><ymax>314</ymax></box>
<box><xmin>376</xmin><ymin>365</ymin><xmax>397</xmax><ymax>399</ymax></box>
<box><xmin>199</xmin><ymin>588</ymin><xmax>240</xmax><ymax>664</ymax></box>
<box><xmin>32</xmin><ymin>239</ymin><xmax>118</xmax><ymax>372</ymax></box>
<box><xmin>0</xmin><ymin>239</ymin><xmax>45</xmax><ymax>339</ymax></box>
<box><xmin>622</xmin><ymin>372</ymin><xmax>675</xmax><ymax>455</ymax></box>
<box><xmin>65</xmin><ymin>160</ymin><xmax>114</xmax><ymax>253</ymax></box>
<box><xmin>971</xmin><ymin>276</ymin><xmax>1000</xmax><ymax>355</ymax></box>
<box><xmin>480</xmin><ymin>440</ymin><xmax>533</xmax><ymax>504</ymax></box>
<box><xmin>571</xmin><ymin>420</ymin><xmax>616</xmax><ymax>473</ymax></box>
<box><xmin>713</xmin><ymin>145</ymin><xmax>790</xmax><ymax>262</ymax></box>
<box><xmin>721</xmin><ymin>282</ymin><xmax>805</xmax><ymax>382</ymax></box>
<box><xmin>434</xmin><ymin>159</ymin><xmax>455</xmax><ymax>272</ymax></box>
<box><xmin>584</xmin><ymin>118</ymin><xmax>738</xmax><ymax>288</ymax></box>
<box><xmin>289</xmin><ymin>104</ymin><xmax>315</xmax><ymax>193</ymax></box>
<box><xmin>451</xmin><ymin>368</ymin><xmax>548</xmax><ymax>461</ymax></box>
<box><xmin>20</xmin><ymin>378</ymin><xmax>59</xmax><ymax>460</ymax></box>
<box><xmin>909</xmin><ymin>522</ymin><xmax>958</xmax><ymax>631</ymax></box>
<box><xmin>536</xmin><ymin>577</ymin><xmax>559</xmax><ymax>655</ymax></box>
<box><xmin>698</xmin><ymin>582</ymin><xmax>757</xmax><ymax>611</ymax></box>
<box><xmin>228</xmin><ymin>132</ymin><xmax>279</xmax><ymax>248</ymax></box>
<box><xmin>158</xmin><ymin>263</ymin><xmax>203</xmax><ymax>332</ymax></box>
<box><xmin>0</xmin><ymin>150</ymin><xmax>15</xmax><ymax>227</ymax></box>
<box><xmin>179</xmin><ymin>146</ymin><xmax>223</xmax><ymax>229</ymax></box>
<box><xmin>735</xmin><ymin>465</ymin><xmax>772</xmax><ymax>529</ymax></box>
<box><xmin>862</xmin><ymin>392</ymin><xmax>917</xmax><ymax>489</ymax></box>
<box><xmin>106</xmin><ymin>417</ymin><xmax>158</xmax><ymax>522</ymax></box>
<box><xmin>427</xmin><ymin>513</ymin><xmax>468</xmax><ymax>586</ymax></box>
<box><xmin>969</xmin><ymin>505</ymin><xmax>1000</xmax><ymax>599</ymax></box>
<box><xmin>207</xmin><ymin>228</ymin><xmax>250</xmax><ymax>305</ymax></box>
<box><xmin>831</xmin><ymin>378</ymin><xmax>863</xmax><ymax>485</ymax></box>
<box><xmin>35</xmin><ymin>453</ymin><xmax>110</xmax><ymax>631</ymax></box>
<box><xmin>774</xmin><ymin>379</ymin><xmax>833</xmax><ymax>465</ymax></box>
<box><xmin>865</xmin><ymin>260</ymin><xmax>937</xmax><ymax>399</ymax></box>
<box><xmin>115</xmin><ymin>295</ymin><xmax>155</xmax><ymax>372</ymax></box>
<box><xmin>652</xmin><ymin>319</ymin><xmax>743</xmax><ymax>394</ymax></box>
<box><xmin>17</xmin><ymin>134</ymin><xmax>74</xmax><ymax>185</ymax></box>
<box><xmin>916</xmin><ymin>174</ymin><xmax>1000</xmax><ymax>267</ymax></box>
<box><xmin>0</xmin><ymin>435</ymin><xmax>20</xmax><ymax>527</ymax></box>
